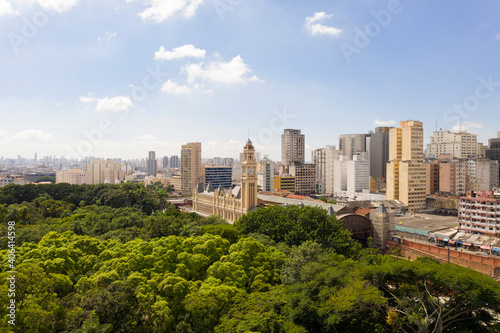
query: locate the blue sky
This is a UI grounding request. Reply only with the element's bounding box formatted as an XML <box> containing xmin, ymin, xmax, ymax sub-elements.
<box><xmin>1</xmin><ymin>0</ymin><xmax>499</xmax><ymax>161</ymax></box>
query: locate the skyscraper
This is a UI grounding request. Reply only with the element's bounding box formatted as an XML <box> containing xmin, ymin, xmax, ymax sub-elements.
<box><xmin>147</xmin><ymin>151</ymin><xmax>157</xmax><ymax>176</ymax></box>
<box><xmin>181</xmin><ymin>142</ymin><xmax>202</xmax><ymax>195</ymax></box>
<box><xmin>85</xmin><ymin>159</ymin><xmax>124</xmax><ymax>184</ymax></box>
<box><xmin>312</xmin><ymin>148</ymin><xmax>326</xmax><ymax>194</ymax></box>
<box><xmin>486</xmin><ymin>132</ymin><xmax>500</xmax><ymax>182</ymax></box>
<box><xmin>281</xmin><ymin>129</ymin><xmax>305</xmax><ymax>166</ymax></box>
<box><xmin>339</xmin><ymin>133</ymin><xmax>369</xmax><ymax>160</ymax></box>
<box><xmin>261</xmin><ymin>157</ymin><xmax>274</xmax><ymax>192</ymax></box>
<box><xmin>368</xmin><ymin>127</ymin><xmax>391</xmax><ymax>180</ymax></box>
<box><xmin>170</xmin><ymin>155</ymin><xmax>180</xmax><ymax>169</ymax></box>
<box><xmin>325</xmin><ymin>145</ymin><xmax>342</xmax><ymax>195</ymax></box>
<box><xmin>387</xmin><ymin>120</ymin><xmax>426</xmax><ymax>212</ymax></box>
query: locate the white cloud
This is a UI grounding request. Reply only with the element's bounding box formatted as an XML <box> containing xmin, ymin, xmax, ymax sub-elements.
<box><xmin>11</xmin><ymin>129</ymin><xmax>53</xmax><ymax>141</ymax></box>
<box><xmin>138</xmin><ymin>0</ymin><xmax>203</xmax><ymax>23</ymax></box>
<box><xmin>496</xmin><ymin>33</ymin><xmax>500</xmax><ymax>41</ymax></box>
<box><xmin>452</xmin><ymin>122</ymin><xmax>483</xmax><ymax>132</ymax></box>
<box><xmin>161</xmin><ymin>80</ymin><xmax>194</xmax><ymax>94</ymax></box>
<box><xmin>154</xmin><ymin>44</ymin><xmax>206</xmax><ymax>60</ymax></box>
<box><xmin>12</xmin><ymin>0</ymin><xmax>81</xmax><ymax>14</ymax></box>
<box><xmin>0</xmin><ymin>130</ymin><xmax>8</xmax><ymax>142</ymax></box>
<box><xmin>305</xmin><ymin>12</ymin><xmax>342</xmax><ymax>36</ymax></box>
<box><xmin>98</xmin><ymin>31</ymin><xmax>117</xmax><ymax>43</ymax></box>
<box><xmin>79</xmin><ymin>95</ymin><xmax>133</xmax><ymax>112</ymax></box>
<box><xmin>96</xmin><ymin>96</ymin><xmax>133</xmax><ymax>112</ymax></box>
<box><xmin>133</xmin><ymin>134</ymin><xmax>160</xmax><ymax>141</ymax></box>
<box><xmin>0</xmin><ymin>0</ymin><xmax>18</xmax><ymax>16</ymax></box>
<box><xmin>79</xmin><ymin>96</ymin><xmax>97</xmax><ymax>103</ymax></box>
<box><xmin>470</xmin><ymin>23</ymin><xmax>490</xmax><ymax>33</ymax></box>
<box><xmin>374</xmin><ymin>119</ymin><xmax>396</xmax><ymax>126</ymax></box>
<box><xmin>184</xmin><ymin>55</ymin><xmax>263</xmax><ymax>84</ymax></box>
<box><xmin>37</xmin><ymin>0</ymin><xmax>80</xmax><ymax>13</ymax></box>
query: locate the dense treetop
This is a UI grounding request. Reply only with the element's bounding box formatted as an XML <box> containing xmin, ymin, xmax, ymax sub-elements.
<box><xmin>1</xmin><ymin>183</ymin><xmax>499</xmax><ymax>332</ymax></box>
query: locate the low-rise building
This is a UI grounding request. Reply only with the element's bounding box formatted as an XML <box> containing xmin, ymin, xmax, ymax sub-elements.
<box><xmin>274</xmin><ymin>176</ymin><xmax>295</xmax><ymax>192</ymax></box>
<box><xmin>458</xmin><ymin>191</ymin><xmax>500</xmax><ymax>237</ymax></box>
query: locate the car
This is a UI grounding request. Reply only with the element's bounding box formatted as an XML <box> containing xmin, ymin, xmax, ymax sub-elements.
<box><xmin>436</xmin><ymin>243</ymin><xmax>446</xmax><ymax>247</ymax></box>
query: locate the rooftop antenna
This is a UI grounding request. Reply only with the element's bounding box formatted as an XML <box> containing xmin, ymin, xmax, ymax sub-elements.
<box><xmin>435</xmin><ymin>120</ymin><xmax>438</xmax><ymax>132</ymax></box>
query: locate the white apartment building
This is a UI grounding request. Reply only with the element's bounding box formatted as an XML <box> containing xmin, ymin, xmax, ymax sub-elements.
<box><xmin>426</xmin><ymin>130</ymin><xmax>478</xmax><ymax>159</ymax></box>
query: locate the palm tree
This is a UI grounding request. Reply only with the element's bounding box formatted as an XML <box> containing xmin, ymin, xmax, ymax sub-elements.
<box><xmin>18</xmin><ymin>206</ymin><xmax>30</xmax><ymax>224</ymax></box>
<box><xmin>153</xmin><ymin>188</ymin><xmax>169</xmax><ymax>212</ymax></box>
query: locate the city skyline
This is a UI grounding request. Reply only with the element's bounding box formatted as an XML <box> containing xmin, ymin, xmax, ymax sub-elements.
<box><xmin>1</xmin><ymin>1</ymin><xmax>500</xmax><ymax>160</ymax></box>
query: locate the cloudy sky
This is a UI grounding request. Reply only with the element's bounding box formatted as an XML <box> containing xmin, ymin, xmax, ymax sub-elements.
<box><xmin>1</xmin><ymin>0</ymin><xmax>499</xmax><ymax>161</ymax></box>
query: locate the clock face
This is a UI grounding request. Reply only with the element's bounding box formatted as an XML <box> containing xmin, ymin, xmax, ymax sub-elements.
<box><xmin>248</xmin><ymin>167</ymin><xmax>255</xmax><ymax>174</ymax></box>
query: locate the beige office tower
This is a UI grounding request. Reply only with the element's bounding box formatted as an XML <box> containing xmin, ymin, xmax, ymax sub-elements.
<box><xmin>281</xmin><ymin>129</ymin><xmax>305</xmax><ymax>166</ymax></box>
<box><xmin>426</xmin><ymin>130</ymin><xmax>478</xmax><ymax>159</ymax></box>
<box><xmin>387</xmin><ymin>121</ymin><xmax>426</xmax><ymax>212</ymax></box>
<box><xmin>181</xmin><ymin>142</ymin><xmax>202</xmax><ymax>195</ymax></box>
<box><xmin>86</xmin><ymin>159</ymin><xmax>124</xmax><ymax>184</ymax></box>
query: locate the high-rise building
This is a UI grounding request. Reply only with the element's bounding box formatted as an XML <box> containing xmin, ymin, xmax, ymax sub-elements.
<box><xmin>330</xmin><ymin>154</ymin><xmax>369</xmax><ymax>195</ymax></box>
<box><xmin>204</xmin><ymin>166</ymin><xmax>232</xmax><ymax>189</ymax></box>
<box><xmin>56</xmin><ymin>168</ymin><xmax>87</xmax><ymax>185</ymax></box>
<box><xmin>162</xmin><ymin>156</ymin><xmax>169</xmax><ymax>169</ymax></box>
<box><xmin>426</xmin><ymin>130</ymin><xmax>478</xmax><ymax>159</ymax></box>
<box><xmin>438</xmin><ymin>159</ymin><xmax>467</xmax><ymax>196</ymax></box>
<box><xmin>387</xmin><ymin>120</ymin><xmax>426</xmax><ymax>212</ymax></box>
<box><xmin>312</xmin><ymin>148</ymin><xmax>326</xmax><ymax>194</ymax></box>
<box><xmin>347</xmin><ymin>154</ymin><xmax>370</xmax><ymax>193</ymax></box>
<box><xmin>147</xmin><ymin>151</ymin><xmax>157</xmax><ymax>176</ymax></box>
<box><xmin>170</xmin><ymin>155</ymin><xmax>180</xmax><ymax>169</ymax></box>
<box><xmin>261</xmin><ymin>157</ymin><xmax>274</xmax><ymax>192</ymax></box>
<box><xmin>426</xmin><ymin>159</ymin><xmax>440</xmax><ymax>194</ymax></box>
<box><xmin>85</xmin><ymin>159</ymin><xmax>124</xmax><ymax>184</ymax></box>
<box><xmin>281</xmin><ymin>129</ymin><xmax>305</xmax><ymax>166</ymax></box>
<box><xmin>467</xmin><ymin>159</ymin><xmax>499</xmax><ymax>191</ymax></box>
<box><xmin>368</xmin><ymin>127</ymin><xmax>391</xmax><ymax>180</ymax></box>
<box><xmin>486</xmin><ymin>132</ymin><xmax>500</xmax><ymax>181</ymax></box>
<box><xmin>289</xmin><ymin>163</ymin><xmax>316</xmax><ymax>195</ymax></box>
<box><xmin>333</xmin><ymin>157</ymin><xmax>348</xmax><ymax>193</ymax></box>
<box><xmin>221</xmin><ymin>158</ymin><xmax>234</xmax><ymax>167</ymax></box>
<box><xmin>181</xmin><ymin>142</ymin><xmax>202</xmax><ymax>195</ymax></box>
<box><xmin>339</xmin><ymin>133</ymin><xmax>369</xmax><ymax>160</ymax></box>
<box><xmin>325</xmin><ymin>145</ymin><xmax>342</xmax><ymax>195</ymax></box>
<box><xmin>426</xmin><ymin>155</ymin><xmax>467</xmax><ymax>196</ymax></box>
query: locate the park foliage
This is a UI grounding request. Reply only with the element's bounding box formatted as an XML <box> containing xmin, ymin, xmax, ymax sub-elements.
<box><xmin>1</xmin><ymin>183</ymin><xmax>500</xmax><ymax>332</ymax></box>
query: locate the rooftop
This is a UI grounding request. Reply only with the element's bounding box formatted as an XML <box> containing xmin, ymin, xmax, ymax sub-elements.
<box><xmin>257</xmin><ymin>193</ymin><xmax>345</xmax><ymax>212</ymax></box>
<box><xmin>395</xmin><ymin>213</ymin><xmax>458</xmax><ymax>233</ymax></box>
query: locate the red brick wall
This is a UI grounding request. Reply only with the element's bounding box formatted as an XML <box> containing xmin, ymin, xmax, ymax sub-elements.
<box><xmin>386</xmin><ymin>239</ymin><xmax>500</xmax><ymax>276</ymax></box>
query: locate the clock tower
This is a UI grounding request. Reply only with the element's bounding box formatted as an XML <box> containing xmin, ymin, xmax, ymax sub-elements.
<box><xmin>241</xmin><ymin>139</ymin><xmax>258</xmax><ymax>211</ymax></box>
